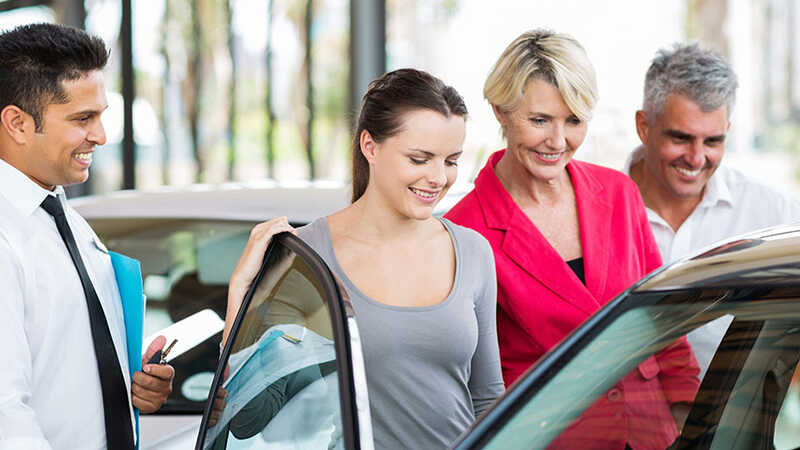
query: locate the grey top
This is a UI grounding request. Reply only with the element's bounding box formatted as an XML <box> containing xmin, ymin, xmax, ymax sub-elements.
<box><xmin>298</xmin><ymin>217</ymin><xmax>504</xmax><ymax>450</ymax></box>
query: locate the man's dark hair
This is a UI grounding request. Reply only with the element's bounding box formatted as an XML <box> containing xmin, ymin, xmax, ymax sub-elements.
<box><xmin>0</xmin><ymin>23</ymin><xmax>109</xmax><ymax>132</ymax></box>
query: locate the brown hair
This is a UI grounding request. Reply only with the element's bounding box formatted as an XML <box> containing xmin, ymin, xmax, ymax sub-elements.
<box><xmin>351</xmin><ymin>68</ymin><xmax>467</xmax><ymax>203</ymax></box>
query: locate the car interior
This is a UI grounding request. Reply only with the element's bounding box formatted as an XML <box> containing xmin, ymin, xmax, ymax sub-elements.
<box><xmin>197</xmin><ymin>234</ymin><xmax>356</xmax><ymax>450</ymax></box>
<box><xmin>97</xmin><ymin>220</ymin><xmax>254</xmax><ymax>412</ymax></box>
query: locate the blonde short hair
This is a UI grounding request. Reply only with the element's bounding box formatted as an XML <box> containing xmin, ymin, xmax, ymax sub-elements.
<box><xmin>484</xmin><ymin>29</ymin><xmax>598</xmax><ymax>122</ymax></box>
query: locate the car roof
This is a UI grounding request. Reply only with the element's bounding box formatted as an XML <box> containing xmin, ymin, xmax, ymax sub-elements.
<box><xmin>72</xmin><ymin>181</ymin><xmax>474</xmax><ymax>224</ymax></box>
<box><xmin>636</xmin><ymin>223</ymin><xmax>800</xmax><ymax>292</ymax></box>
<box><xmin>70</xmin><ymin>181</ymin><xmax>351</xmax><ymax>224</ymax></box>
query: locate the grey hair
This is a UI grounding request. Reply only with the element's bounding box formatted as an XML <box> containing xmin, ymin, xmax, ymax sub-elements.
<box><xmin>643</xmin><ymin>43</ymin><xmax>738</xmax><ymax>122</ymax></box>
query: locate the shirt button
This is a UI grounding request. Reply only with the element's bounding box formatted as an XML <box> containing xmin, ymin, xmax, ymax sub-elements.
<box><xmin>607</xmin><ymin>388</ymin><xmax>622</xmax><ymax>402</ymax></box>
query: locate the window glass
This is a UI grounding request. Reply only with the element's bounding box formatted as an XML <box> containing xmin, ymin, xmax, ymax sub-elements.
<box><xmin>480</xmin><ymin>290</ymin><xmax>800</xmax><ymax>450</ymax></box>
<box><xmin>97</xmin><ymin>219</ymin><xmax>254</xmax><ymax>411</ymax></box>
<box><xmin>775</xmin><ymin>363</ymin><xmax>800</xmax><ymax>449</ymax></box>
<box><xmin>200</xmin><ymin>237</ymin><xmax>343</xmax><ymax>449</ymax></box>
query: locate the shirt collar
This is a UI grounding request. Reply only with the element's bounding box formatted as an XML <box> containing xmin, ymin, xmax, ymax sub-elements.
<box><xmin>0</xmin><ymin>158</ymin><xmax>64</xmax><ymax>216</ymax></box>
<box><xmin>624</xmin><ymin>144</ymin><xmax>733</xmax><ymax>210</ymax></box>
<box><xmin>698</xmin><ymin>166</ymin><xmax>733</xmax><ymax>208</ymax></box>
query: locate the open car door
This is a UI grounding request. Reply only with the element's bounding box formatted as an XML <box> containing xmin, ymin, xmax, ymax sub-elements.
<box><xmin>195</xmin><ymin>232</ymin><xmax>372</xmax><ymax>450</ymax></box>
<box><xmin>452</xmin><ymin>227</ymin><xmax>800</xmax><ymax>450</ymax></box>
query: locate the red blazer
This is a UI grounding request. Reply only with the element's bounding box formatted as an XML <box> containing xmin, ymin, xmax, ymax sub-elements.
<box><xmin>446</xmin><ymin>150</ymin><xmax>699</xmax><ymax>449</ymax></box>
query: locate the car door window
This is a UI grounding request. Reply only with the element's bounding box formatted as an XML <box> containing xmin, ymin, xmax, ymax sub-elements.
<box><xmin>775</xmin><ymin>363</ymin><xmax>800</xmax><ymax>448</ymax></box>
<box><xmin>196</xmin><ymin>233</ymin><xmax>369</xmax><ymax>450</ymax></box>
<box><xmin>454</xmin><ymin>287</ymin><xmax>800</xmax><ymax>450</ymax></box>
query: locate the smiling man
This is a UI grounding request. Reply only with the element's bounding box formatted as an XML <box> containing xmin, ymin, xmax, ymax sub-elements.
<box><xmin>626</xmin><ymin>43</ymin><xmax>800</xmax><ymax>378</ymax></box>
<box><xmin>0</xmin><ymin>24</ymin><xmax>173</xmax><ymax>449</ymax></box>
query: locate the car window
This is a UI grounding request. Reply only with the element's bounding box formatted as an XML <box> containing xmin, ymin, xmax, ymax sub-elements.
<box><xmin>96</xmin><ymin>219</ymin><xmax>254</xmax><ymax>412</ymax></box>
<box><xmin>455</xmin><ymin>287</ymin><xmax>800</xmax><ymax>450</ymax></box>
<box><xmin>196</xmin><ymin>233</ymin><xmax>369</xmax><ymax>450</ymax></box>
<box><xmin>775</xmin><ymin>364</ymin><xmax>800</xmax><ymax>448</ymax></box>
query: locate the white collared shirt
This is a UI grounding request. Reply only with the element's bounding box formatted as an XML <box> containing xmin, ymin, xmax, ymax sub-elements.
<box><xmin>624</xmin><ymin>145</ymin><xmax>800</xmax><ymax>263</ymax></box>
<box><xmin>0</xmin><ymin>159</ymin><xmax>134</xmax><ymax>450</ymax></box>
<box><xmin>624</xmin><ymin>145</ymin><xmax>800</xmax><ymax>377</ymax></box>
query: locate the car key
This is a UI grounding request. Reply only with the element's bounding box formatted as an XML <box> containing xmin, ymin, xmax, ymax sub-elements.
<box><xmin>147</xmin><ymin>338</ymin><xmax>178</xmax><ymax>365</ymax></box>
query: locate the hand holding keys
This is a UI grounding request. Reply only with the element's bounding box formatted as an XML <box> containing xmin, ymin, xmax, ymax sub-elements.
<box><xmin>147</xmin><ymin>338</ymin><xmax>178</xmax><ymax>365</ymax></box>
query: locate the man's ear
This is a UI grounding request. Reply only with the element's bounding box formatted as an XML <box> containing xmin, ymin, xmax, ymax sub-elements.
<box><xmin>359</xmin><ymin>129</ymin><xmax>378</xmax><ymax>164</ymax></box>
<box><xmin>634</xmin><ymin>110</ymin><xmax>650</xmax><ymax>145</ymax></box>
<box><xmin>1</xmin><ymin>105</ymin><xmax>31</xmax><ymax>145</ymax></box>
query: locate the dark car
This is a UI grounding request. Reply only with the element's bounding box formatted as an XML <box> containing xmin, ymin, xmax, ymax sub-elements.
<box><xmin>197</xmin><ymin>223</ymin><xmax>800</xmax><ymax>449</ymax></box>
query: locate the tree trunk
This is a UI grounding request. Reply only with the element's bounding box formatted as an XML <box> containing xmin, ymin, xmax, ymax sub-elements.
<box><xmin>687</xmin><ymin>0</ymin><xmax>730</xmax><ymax>58</ymax></box>
<box><xmin>266</xmin><ymin>0</ymin><xmax>276</xmax><ymax>178</ymax></box>
<box><xmin>226</xmin><ymin>0</ymin><xmax>237</xmax><ymax>180</ymax></box>
<box><xmin>188</xmin><ymin>0</ymin><xmax>204</xmax><ymax>182</ymax></box>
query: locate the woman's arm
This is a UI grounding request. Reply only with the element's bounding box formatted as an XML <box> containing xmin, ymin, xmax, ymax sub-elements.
<box><xmin>222</xmin><ymin>217</ymin><xmax>296</xmax><ymax>347</ymax></box>
<box><xmin>468</xmin><ymin>238</ymin><xmax>505</xmax><ymax>416</ymax></box>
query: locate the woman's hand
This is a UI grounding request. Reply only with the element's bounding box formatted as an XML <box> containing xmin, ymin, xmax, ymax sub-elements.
<box><xmin>222</xmin><ymin>217</ymin><xmax>296</xmax><ymax>345</ymax></box>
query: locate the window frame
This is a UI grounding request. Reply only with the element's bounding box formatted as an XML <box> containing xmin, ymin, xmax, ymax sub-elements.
<box><xmin>194</xmin><ymin>231</ymin><xmax>365</xmax><ymax>449</ymax></box>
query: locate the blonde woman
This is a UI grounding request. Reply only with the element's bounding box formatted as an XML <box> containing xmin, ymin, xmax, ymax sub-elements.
<box><xmin>445</xmin><ymin>30</ymin><xmax>700</xmax><ymax>449</ymax></box>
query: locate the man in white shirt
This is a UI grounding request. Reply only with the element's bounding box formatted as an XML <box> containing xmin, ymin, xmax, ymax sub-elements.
<box><xmin>0</xmin><ymin>24</ymin><xmax>174</xmax><ymax>449</ymax></box>
<box><xmin>626</xmin><ymin>43</ymin><xmax>800</xmax><ymax>379</ymax></box>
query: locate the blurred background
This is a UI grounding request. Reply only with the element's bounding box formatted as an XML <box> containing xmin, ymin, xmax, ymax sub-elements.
<box><xmin>1</xmin><ymin>0</ymin><xmax>798</xmax><ymax>198</ymax></box>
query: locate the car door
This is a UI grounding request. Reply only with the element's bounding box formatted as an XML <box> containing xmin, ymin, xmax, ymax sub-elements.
<box><xmin>452</xmin><ymin>229</ymin><xmax>800</xmax><ymax>450</ymax></box>
<box><xmin>195</xmin><ymin>232</ymin><xmax>372</xmax><ymax>450</ymax></box>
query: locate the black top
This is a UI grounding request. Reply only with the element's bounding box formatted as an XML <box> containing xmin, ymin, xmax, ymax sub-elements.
<box><xmin>566</xmin><ymin>257</ymin><xmax>585</xmax><ymax>285</ymax></box>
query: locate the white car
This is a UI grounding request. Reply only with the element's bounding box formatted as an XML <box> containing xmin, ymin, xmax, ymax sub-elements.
<box><xmin>72</xmin><ymin>180</ymin><xmax>470</xmax><ymax>448</ymax></box>
<box><xmin>74</xmin><ymin>183</ymin><xmax>800</xmax><ymax>449</ymax></box>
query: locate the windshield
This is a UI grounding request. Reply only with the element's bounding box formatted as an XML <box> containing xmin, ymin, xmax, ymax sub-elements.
<box><xmin>475</xmin><ymin>287</ymin><xmax>800</xmax><ymax>450</ymax></box>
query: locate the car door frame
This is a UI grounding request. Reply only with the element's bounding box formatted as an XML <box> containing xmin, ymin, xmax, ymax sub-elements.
<box><xmin>194</xmin><ymin>232</ymin><xmax>370</xmax><ymax>450</ymax></box>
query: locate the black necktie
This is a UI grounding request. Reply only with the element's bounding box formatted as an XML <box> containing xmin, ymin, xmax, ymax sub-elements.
<box><xmin>41</xmin><ymin>195</ymin><xmax>135</xmax><ymax>450</ymax></box>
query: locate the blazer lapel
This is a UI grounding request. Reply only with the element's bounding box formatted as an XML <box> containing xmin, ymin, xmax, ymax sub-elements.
<box><xmin>476</xmin><ymin>152</ymin><xmax>601</xmax><ymax>316</ymax></box>
<box><xmin>569</xmin><ymin>161</ymin><xmax>611</xmax><ymax>299</ymax></box>
<box><xmin>502</xmin><ymin>208</ymin><xmax>600</xmax><ymax>316</ymax></box>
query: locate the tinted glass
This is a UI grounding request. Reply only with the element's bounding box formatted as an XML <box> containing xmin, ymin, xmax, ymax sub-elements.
<box><xmin>198</xmin><ymin>234</ymin><xmax>348</xmax><ymax>450</ymax></box>
<box><xmin>95</xmin><ymin>219</ymin><xmax>254</xmax><ymax>412</ymax></box>
<box><xmin>469</xmin><ymin>287</ymin><xmax>800</xmax><ymax>450</ymax></box>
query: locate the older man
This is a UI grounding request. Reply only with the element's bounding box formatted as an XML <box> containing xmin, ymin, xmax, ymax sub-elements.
<box><xmin>626</xmin><ymin>43</ymin><xmax>800</xmax><ymax>378</ymax></box>
<box><xmin>0</xmin><ymin>24</ymin><xmax>173</xmax><ymax>449</ymax></box>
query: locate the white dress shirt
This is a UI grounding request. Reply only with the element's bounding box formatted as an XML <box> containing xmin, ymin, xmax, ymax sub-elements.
<box><xmin>624</xmin><ymin>145</ymin><xmax>800</xmax><ymax>378</ymax></box>
<box><xmin>0</xmin><ymin>159</ymin><xmax>135</xmax><ymax>450</ymax></box>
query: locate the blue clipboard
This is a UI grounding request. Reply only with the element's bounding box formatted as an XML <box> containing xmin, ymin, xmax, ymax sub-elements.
<box><xmin>109</xmin><ymin>251</ymin><xmax>144</xmax><ymax>449</ymax></box>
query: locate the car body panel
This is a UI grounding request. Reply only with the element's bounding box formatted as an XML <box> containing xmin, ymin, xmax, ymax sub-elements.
<box><xmin>636</xmin><ymin>224</ymin><xmax>800</xmax><ymax>292</ymax></box>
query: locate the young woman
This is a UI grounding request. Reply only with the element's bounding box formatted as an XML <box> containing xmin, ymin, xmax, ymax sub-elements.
<box><xmin>224</xmin><ymin>68</ymin><xmax>504</xmax><ymax>449</ymax></box>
